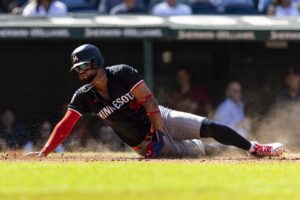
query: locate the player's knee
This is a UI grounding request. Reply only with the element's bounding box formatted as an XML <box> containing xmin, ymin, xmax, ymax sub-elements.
<box><xmin>200</xmin><ymin>119</ymin><xmax>221</xmax><ymax>138</ymax></box>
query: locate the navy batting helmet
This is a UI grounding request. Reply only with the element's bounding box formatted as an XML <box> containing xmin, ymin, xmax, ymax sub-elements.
<box><xmin>70</xmin><ymin>44</ymin><xmax>105</xmax><ymax>72</ymax></box>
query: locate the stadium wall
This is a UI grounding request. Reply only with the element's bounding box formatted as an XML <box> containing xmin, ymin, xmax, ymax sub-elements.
<box><xmin>1</xmin><ymin>15</ymin><xmax>300</xmax><ymax>126</ymax></box>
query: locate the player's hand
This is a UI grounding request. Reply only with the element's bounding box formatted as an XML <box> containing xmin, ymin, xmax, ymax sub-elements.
<box><xmin>26</xmin><ymin>152</ymin><xmax>47</xmax><ymax>158</ymax></box>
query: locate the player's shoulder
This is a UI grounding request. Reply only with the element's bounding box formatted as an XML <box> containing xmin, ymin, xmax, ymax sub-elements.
<box><xmin>22</xmin><ymin>2</ymin><xmax>35</xmax><ymax>14</ymax></box>
<box><xmin>106</xmin><ymin>64</ymin><xmax>135</xmax><ymax>74</ymax></box>
<box><xmin>153</xmin><ymin>1</ymin><xmax>167</xmax><ymax>10</ymax></box>
<box><xmin>52</xmin><ymin>1</ymin><xmax>67</xmax><ymax>9</ymax></box>
<box><xmin>74</xmin><ymin>83</ymin><xmax>94</xmax><ymax>96</ymax></box>
<box><xmin>218</xmin><ymin>98</ymin><xmax>237</xmax><ymax>111</ymax></box>
<box><xmin>70</xmin><ymin>84</ymin><xmax>93</xmax><ymax>104</ymax></box>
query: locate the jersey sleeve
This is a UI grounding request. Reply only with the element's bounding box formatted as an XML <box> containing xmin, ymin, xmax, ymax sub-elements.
<box><xmin>119</xmin><ymin>65</ymin><xmax>144</xmax><ymax>92</ymax></box>
<box><xmin>41</xmin><ymin>109</ymin><xmax>81</xmax><ymax>156</ymax></box>
<box><xmin>68</xmin><ymin>91</ymin><xmax>86</xmax><ymax>116</ymax></box>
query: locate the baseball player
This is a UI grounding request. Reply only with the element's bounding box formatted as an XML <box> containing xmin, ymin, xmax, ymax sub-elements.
<box><xmin>27</xmin><ymin>44</ymin><xmax>284</xmax><ymax>158</ymax></box>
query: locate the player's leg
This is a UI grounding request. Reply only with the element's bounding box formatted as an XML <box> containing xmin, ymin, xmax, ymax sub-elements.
<box><xmin>160</xmin><ymin>106</ymin><xmax>283</xmax><ymax>156</ymax></box>
<box><xmin>160</xmin><ymin>106</ymin><xmax>204</xmax><ymax>140</ymax></box>
<box><xmin>200</xmin><ymin>119</ymin><xmax>251</xmax><ymax>151</ymax></box>
<box><xmin>159</xmin><ymin>106</ymin><xmax>221</xmax><ymax>157</ymax></box>
<box><xmin>200</xmin><ymin>119</ymin><xmax>284</xmax><ymax>156</ymax></box>
<box><xmin>158</xmin><ymin>136</ymin><xmax>207</xmax><ymax>158</ymax></box>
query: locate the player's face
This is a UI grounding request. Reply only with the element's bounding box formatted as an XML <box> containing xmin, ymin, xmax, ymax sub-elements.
<box><xmin>124</xmin><ymin>0</ymin><xmax>136</xmax><ymax>6</ymax></box>
<box><xmin>176</xmin><ymin>69</ymin><xmax>190</xmax><ymax>86</ymax></box>
<box><xmin>166</xmin><ymin>0</ymin><xmax>177</xmax><ymax>7</ymax></box>
<box><xmin>38</xmin><ymin>0</ymin><xmax>52</xmax><ymax>7</ymax></box>
<box><xmin>76</xmin><ymin>63</ymin><xmax>98</xmax><ymax>84</ymax></box>
<box><xmin>286</xmin><ymin>74</ymin><xmax>300</xmax><ymax>91</ymax></box>
<box><xmin>280</xmin><ymin>0</ymin><xmax>291</xmax><ymax>7</ymax></box>
<box><xmin>227</xmin><ymin>82</ymin><xmax>242</xmax><ymax>101</ymax></box>
<box><xmin>40</xmin><ymin>122</ymin><xmax>52</xmax><ymax>138</ymax></box>
<box><xmin>0</xmin><ymin>110</ymin><xmax>15</xmax><ymax>128</ymax></box>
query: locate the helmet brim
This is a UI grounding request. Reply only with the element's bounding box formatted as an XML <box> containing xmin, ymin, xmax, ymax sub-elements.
<box><xmin>70</xmin><ymin>61</ymin><xmax>90</xmax><ymax>72</ymax></box>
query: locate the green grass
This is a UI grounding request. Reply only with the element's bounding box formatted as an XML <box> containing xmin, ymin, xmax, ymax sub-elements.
<box><xmin>0</xmin><ymin>158</ymin><xmax>300</xmax><ymax>200</ymax></box>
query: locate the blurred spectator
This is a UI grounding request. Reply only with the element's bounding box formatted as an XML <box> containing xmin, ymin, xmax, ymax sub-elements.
<box><xmin>97</xmin><ymin>0</ymin><xmax>121</xmax><ymax>13</ymax></box>
<box><xmin>61</xmin><ymin>0</ymin><xmax>92</xmax><ymax>4</ymax></box>
<box><xmin>55</xmin><ymin>102</ymin><xmax>88</xmax><ymax>149</ymax></box>
<box><xmin>0</xmin><ymin>0</ymin><xmax>16</xmax><ymax>12</ymax></box>
<box><xmin>268</xmin><ymin>0</ymin><xmax>300</xmax><ymax>16</ymax></box>
<box><xmin>190</xmin><ymin>0</ymin><xmax>218</xmax><ymax>14</ymax></box>
<box><xmin>99</xmin><ymin>0</ymin><xmax>147</xmax><ymax>14</ymax></box>
<box><xmin>63</xmin><ymin>114</ymin><xmax>126</xmax><ymax>152</ymax></box>
<box><xmin>93</xmin><ymin>125</ymin><xmax>127</xmax><ymax>151</ymax></box>
<box><xmin>24</xmin><ymin>120</ymin><xmax>65</xmax><ymax>153</ymax></box>
<box><xmin>152</xmin><ymin>0</ymin><xmax>192</xmax><ymax>15</ymax></box>
<box><xmin>211</xmin><ymin>0</ymin><xmax>255</xmax><ymax>13</ymax></box>
<box><xmin>66</xmin><ymin>115</ymin><xmax>94</xmax><ymax>149</ymax></box>
<box><xmin>258</xmin><ymin>0</ymin><xmax>272</xmax><ymax>13</ymax></box>
<box><xmin>22</xmin><ymin>0</ymin><xmax>68</xmax><ymax>17</ymax></box>
<box><xmin>167</xmin><ymin>67</ymin><xmax>211</xmax><ymax>116</ymax></box>
<box><xmin>0</xmin><ymin>0</ymin><xmax>27</xmax><ymax>14</ymax></box>
<box><xmin>60</xmin><ymin>0</ymin><xmax>98</xmax><ymax>12</ymax></box>
<box><xmin>0</xmin><ymin>108</ymin><xmax>30</xmax><ymax>150</ymax></box>
<box><xmin>276</xmin><ymin>67</ymin><xmax>300</xmax><ymax>104</ymax></box>
<box><xmin>214</xmin><ymin>81</ymin><xmax>250</xmax><ymax>138</ymax></box>
<box><xmin>110</xmin><ymin>0</ymin><xmax>146</xmax><ymax>14</ymax></box>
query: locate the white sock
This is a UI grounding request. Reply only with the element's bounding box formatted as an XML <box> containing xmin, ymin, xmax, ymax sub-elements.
<box><xmin>248</xmin><ymin>142</ymin><xmax>257</xmax><ymax>152</ymax></box>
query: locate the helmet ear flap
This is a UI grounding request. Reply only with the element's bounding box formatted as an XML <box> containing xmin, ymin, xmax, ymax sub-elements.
<box><xmin>91</xmin><ymin>58</ymin><xmax>101</xmax><ymax>69</ymax></box>
<box><xmin>96</xmin><ymin>60</ymin><xmax>101</xmax><ymax>68</ymax></box>
<box><xmin>90</xmin><ymin>58</ymin><xmax>95</xmax><ymax>69</ymax></box>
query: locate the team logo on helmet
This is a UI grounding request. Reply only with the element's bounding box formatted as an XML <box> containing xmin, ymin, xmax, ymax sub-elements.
<box><xmin>72</xmin><ymin>55</ymin><xmax>79</xmax><ymax>63</ymax></box>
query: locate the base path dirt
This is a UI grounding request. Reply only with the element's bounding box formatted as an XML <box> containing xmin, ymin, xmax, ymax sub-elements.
<box><xmin>1</xmin><ymin>151</ymin><xmax>300</xmax><ymax>163</ymax></box>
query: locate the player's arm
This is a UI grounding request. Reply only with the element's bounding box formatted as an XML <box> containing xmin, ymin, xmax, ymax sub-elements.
<box><xmin>131</xmin><ymin>82</ymin><xmax>163</xmax><ymax>131</ymax></box>
<box><xmin>27</xmin><ymin>109</ymin><xmax>81</xmax><ymax>157</ymax></box>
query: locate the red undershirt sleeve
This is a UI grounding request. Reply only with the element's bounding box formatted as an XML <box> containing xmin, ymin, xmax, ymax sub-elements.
<box><xmin>41</xmin><ymin>109</ymin><xmax>81</xmax><ymax>156</ymax></box>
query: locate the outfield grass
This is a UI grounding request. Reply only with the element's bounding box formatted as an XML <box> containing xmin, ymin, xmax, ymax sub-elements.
<box><xmin>0</xmin><ymin>158</ymin><xmax>300</xmax><ymax>200</ymax></box>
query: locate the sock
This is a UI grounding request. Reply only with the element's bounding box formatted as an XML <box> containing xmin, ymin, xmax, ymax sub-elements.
<box><xmin>248</xmin><ymin>142</ymin><xmax>256</xmax><ymax>152</ymax></box>
<box><xmin>200</xmin><ymin>119</ymin><xmax>252</xmax><ymax>151</ymax></box>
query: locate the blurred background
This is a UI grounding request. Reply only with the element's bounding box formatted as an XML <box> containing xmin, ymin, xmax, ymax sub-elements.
<box><xmin>1</xmin><ymin>0</ymin><xmax>300</xmax><ymax>153</ymax></box>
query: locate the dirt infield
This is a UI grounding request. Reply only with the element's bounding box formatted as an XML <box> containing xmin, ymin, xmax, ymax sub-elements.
<box><xmin>1</xmin><ymin>151</ymin><xmax>300</xmax><ymax>163</ymax></box>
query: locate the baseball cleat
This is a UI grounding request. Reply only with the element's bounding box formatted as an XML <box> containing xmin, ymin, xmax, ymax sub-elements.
<box><xmin>249</xmin><ymin>142</ymin><xmax>284</xmax><ymax>157</ymax></box>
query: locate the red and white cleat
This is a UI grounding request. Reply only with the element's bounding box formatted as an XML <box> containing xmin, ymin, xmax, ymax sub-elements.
<box><xmin>249</xmin><ymin>142</ymin><xmax>284</xmax><ymax>157</ymax></box>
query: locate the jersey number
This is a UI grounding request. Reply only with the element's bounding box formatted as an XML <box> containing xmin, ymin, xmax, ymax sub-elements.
<box><xmin>129</xmin><ymin>99</ymin><xmax>142</xmax><ymax>112</ymax></box>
